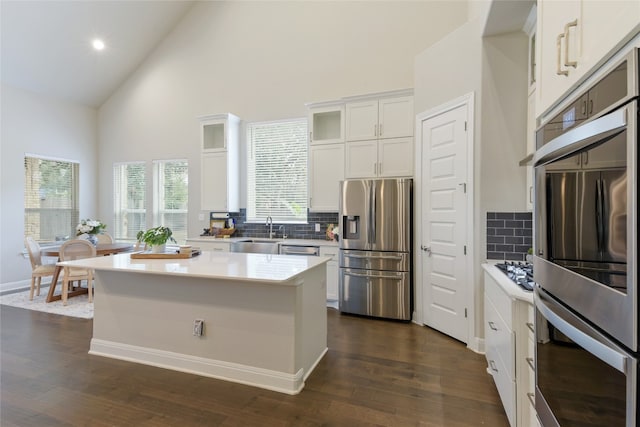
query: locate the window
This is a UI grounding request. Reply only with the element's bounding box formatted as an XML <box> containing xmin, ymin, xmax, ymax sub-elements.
<box><xmin>24</xmin><ymin>155</ymin><xmax>79</xmax><ymax>242</ymax></box>
<box><xmin>113</xmin><ymin>162</ymin><xmax>146</xmax><ymax>241</ymax></box>
<box><xmin>153</xmin><ymin>160</ymin><xmax>188</xmax><ymax>243</ymax></box>
<box><xmin>247</xmin><ymin>118</ymin><xmax>308</xmax><ymax>223</ymax></box>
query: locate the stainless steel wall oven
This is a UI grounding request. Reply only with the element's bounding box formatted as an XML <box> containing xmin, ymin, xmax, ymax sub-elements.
<box><xmin>534</xmin><ymin>47</ymin><xmax>639</xmax><ymax>426</ymax></box>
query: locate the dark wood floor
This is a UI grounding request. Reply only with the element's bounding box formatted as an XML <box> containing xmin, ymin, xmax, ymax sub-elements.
<box><xmin>1</xmin><ymin>305</ymin><xmax>508</xmax><ymax>426</ymax></box>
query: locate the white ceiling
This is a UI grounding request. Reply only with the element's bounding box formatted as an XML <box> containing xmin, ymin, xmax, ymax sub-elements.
<box><xmin>1</xmin><ymin>0</ymin><xmax>195</xmax><ymax>108</ymax></box>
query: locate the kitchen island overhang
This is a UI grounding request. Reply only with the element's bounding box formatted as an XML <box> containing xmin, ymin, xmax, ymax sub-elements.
<box><xmin>58</xmin><ymin>251</ymin><xmax>330</xmax><ymax>395</ymax></box>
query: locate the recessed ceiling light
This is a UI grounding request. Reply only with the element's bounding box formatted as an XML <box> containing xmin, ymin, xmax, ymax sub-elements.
<box><xmin>92</xmin><ymin>39</ymin><xmax>105</xmax><ymax>51</ymax></box>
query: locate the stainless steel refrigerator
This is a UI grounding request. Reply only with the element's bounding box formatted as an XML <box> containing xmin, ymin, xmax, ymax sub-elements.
<box><xmin>338</xmin><ymin>178</ymin><xmax>412</xmax><ymax>320</ymax></box>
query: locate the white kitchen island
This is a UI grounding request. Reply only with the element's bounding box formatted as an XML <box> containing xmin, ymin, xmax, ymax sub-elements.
<box><xmin>58</xmin><ymin>251</ymin><xmax>330</xmax><ymax>395</ymax></box>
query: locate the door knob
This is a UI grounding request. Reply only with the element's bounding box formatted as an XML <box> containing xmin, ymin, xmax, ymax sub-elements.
<box><xmin>421</xmin><ymin>246</ymin><xmax>432</xmax><ymax>255</ymax></box>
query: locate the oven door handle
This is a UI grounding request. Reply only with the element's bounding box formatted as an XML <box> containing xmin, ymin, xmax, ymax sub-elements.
<box><xmin>533</xmin><ymin>106</ymin><xmax>627</xmax><ymax>167</ymax></box>
<box><xmin>536</xmin><ymin>289</ymin><xmax>629</xmax><ymax>373</ymax></box>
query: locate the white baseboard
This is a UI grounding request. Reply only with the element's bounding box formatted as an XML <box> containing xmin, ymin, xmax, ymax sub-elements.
<box><xmin>89</xmin><ymin>339</ymin><xmax>327</xmax><ymax>395</ymax></box>
<box><xmin>0</xmin><ymin>279</ymin><xmax>35</xmax><ymax>295</ymax></box>
<box><xmin>468</xmin><ymin>336</ymin><xmax>485</xmax><ymax>354</ymax></box>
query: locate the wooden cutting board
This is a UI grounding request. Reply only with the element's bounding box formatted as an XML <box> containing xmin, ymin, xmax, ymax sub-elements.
<box><xmin>130</xmin><ymin>249</ymin><xmax>201</xmax><ymax>259</ymax></box>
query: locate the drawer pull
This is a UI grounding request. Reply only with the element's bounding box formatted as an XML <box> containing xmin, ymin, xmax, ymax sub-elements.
<box><xmin>526</xmin><ymin>357</ymin><xmax>535</xmax><ymax>371</ymax></box>
<box><xmin>526</xmin><ymin>322</ymin><xmax>535</xmax><ymax>334</ymax></box>
<box><xmin>489</xmin><ymin>360</ymin><xmax>498</xmax><ymax>373</ymax></box>
<box><xmin>556</xmin><ymin>33</ymin><xmax>569</xmax><ymax>76</ymax></box>
<box><xmin>488</xmin><ymin>321</ymin><xmax>498</xmax><ymax>331</ymax></box>
<box><xmin>527</xmin><ymin>392</ymin><xmax>535</xmax><ymax>407</ymax></box>
<box><xmin>563</xmin><ymin>19</ymin><xmax>578</xmax><ymax>68</ymax></box>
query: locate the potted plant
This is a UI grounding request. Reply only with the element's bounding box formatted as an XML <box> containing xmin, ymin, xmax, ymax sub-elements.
<box><xmin>136</xmin><ymin>226</ymin><xmax>177</xmax><ymax>253</ymax></box>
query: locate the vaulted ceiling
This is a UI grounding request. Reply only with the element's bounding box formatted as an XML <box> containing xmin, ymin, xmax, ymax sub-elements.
<box><xmin>1</xmin><ymin>1</ymin><xmax>194</xmax><ymax>108</ymax></box>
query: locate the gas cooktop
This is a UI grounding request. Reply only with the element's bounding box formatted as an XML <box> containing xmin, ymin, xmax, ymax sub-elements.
<box><xmin>495</xmin><ymin>261</ymin><xmax>534</xmax><ymax>292</ymax></box>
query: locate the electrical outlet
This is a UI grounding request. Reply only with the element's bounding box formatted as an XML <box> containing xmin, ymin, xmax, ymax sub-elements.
<box><xmin>198</xmin><ymin>213</ymin><xmax>205</xmax><ymax>221</ymax></box>
<box><xmin>193</xmin><ymin>319</ymin><xmax>204</xmax><ymax>337</ymax></box>
<box><xmin>315</xmin><ymin>223</ymin><xmax>320</xmax><ymax>232</ymax></box>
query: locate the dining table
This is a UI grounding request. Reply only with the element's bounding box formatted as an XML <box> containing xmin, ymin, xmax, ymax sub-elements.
<box><xmin>41</xmin><ymin>242</ymin><xmax>134</xmax><ymax>302</ymax></box>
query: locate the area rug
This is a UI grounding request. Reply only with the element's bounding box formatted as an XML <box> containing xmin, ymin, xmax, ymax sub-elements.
<box><xmin>0</xmin><ymin>287</ymin><xmax>93</xmax><ymax>319</ymax></box>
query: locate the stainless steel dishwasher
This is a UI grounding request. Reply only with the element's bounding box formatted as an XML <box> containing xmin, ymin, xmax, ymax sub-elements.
<box><xmin>279</xmin><ymin>244</ymin><xmax>320</xmax><ymax>256</ymax></box>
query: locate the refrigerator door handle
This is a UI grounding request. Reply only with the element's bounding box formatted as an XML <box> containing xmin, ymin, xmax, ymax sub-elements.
<box><xmin>344</xmin><ymin>254</ymin><xmax>403</xmax><ymax>261</ymax></box>
<box><xmin>343</xmin><ymin>271</ymin><xmax>404</xmax><ymax>280</ymax></box>
<box><xmin>595</xmin><ymin>178</ymin><xmax>604</xmax><ymax>254</ymax></box>
<box><xmin>369</xmin><ymin>181</ymin><xmax>376</xmax><ymax>245</ymax></box>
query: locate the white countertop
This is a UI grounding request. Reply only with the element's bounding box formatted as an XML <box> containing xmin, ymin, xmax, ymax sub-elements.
<box><xmin>482</xmin><ymin>262</ymin><xmax>534</xmax><ymax>304</ymax></box>
<box><xmin>186</xmin><ymin>236</ymin><xmax>339</xmax><ymax>247</ymax></box>
<box><xmin>58</xmin><ymin>251</ymin><xmax>331</xmax><ymax>284</ymax></box>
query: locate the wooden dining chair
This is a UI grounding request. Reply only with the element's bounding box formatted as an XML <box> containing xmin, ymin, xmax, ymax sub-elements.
<box><xmin>96</xmin><ymin>233</ymin><xmax>114</xmax><ymax>244</ymax></box>
<box><xmin>59</xmin><ymin>239</ymin><xmax>96</xmax><ymax>305</ymax></box>
<box><xmin>24</xmin><ymin>237</ymin><xmax>58</xmax><ymax>300</ymax></box>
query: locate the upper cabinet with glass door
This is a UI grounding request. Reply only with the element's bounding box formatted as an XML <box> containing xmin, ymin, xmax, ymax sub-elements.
<box><xmin>200</xmin><ymin>113</ymin><xmax>240</xmax><ymax>152</ymax></box>
<box><xmin>307</xmin><ymin>101</ymin><xmax>345</xmax><ymax>145</ymax></box>
<box><xmin>198</xmin><ymin>113</ymin><xmax>241</xmax><ymax>212</ymax></box>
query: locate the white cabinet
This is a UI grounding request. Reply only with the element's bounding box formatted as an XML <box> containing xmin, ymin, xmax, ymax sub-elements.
<box><xmin>536</xmin><ymin>0</ymin><xmax>640</xmax><ymax>116</ymax></box>
<box><xmin>525</xmin><ymin>7</ymin><xmax>536</xmax><ymax>212</ymax></box>
<box><xmin>320</xmin><ymin>246</ymin><xmax>339</xmax><ymax>301</ymax></box>
<box><xmin>344</xmin><ymin>91</ymin><xmax>414</xmax><ymax>179</ymax></box>
<box><xmin>199</xmin><ymin>113</ymin><xmax>240</xmax><ymax>212</ymax></box>
<box><xmin>308</xmin><ymin>103</ymin><xmax>344</xmax><ymax>145</ymax></box>
<box><xmin>484</xmin><ymin>269</ymin><xmax>536</xmax><ymax>427</ymax></box>
<box><xmin>526</xmin><ymin>92</ymin><xmax>535</xmax><ymax>211</ymax></box>
<box><xmin>345</xmin><ymin>137</ymin><xmax>413</xmax><ymax>179</ymax></box>
<box><xmin>185</xmin><ymin>238</ymin><xmax>230</xmax><ymax>252</ymax></box>
<box><xmin>345</xmin><ymin>95</ymin><xmax>414</xmax><ymax>141</ymax></box>
<box><xmin>309</xmin><ymin>144</ymin><xmax>345</xmax><ymax>212</ymax></box>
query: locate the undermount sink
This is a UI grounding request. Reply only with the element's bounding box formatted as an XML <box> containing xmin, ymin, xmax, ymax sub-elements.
<box><xmin>230</xmin><ymin>239</ymin><xmax>280</xmax><ymax>254</ymax></box>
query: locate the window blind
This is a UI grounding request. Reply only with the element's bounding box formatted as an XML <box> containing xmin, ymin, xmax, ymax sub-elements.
<box><xmin>113</xmin><ymin>162</ymin><xmax>146</xmax><ymax>241</ymax></box>
<box><xmin>153</xmin><ymin>159</ymin><xmax>188</xmax><ymax>243</ymax></box>
<box><xmin>247</xmin><ymin>118</ymin><xmax>308</xmax><ymax>223</ymax></box>
<box><xmin>24</xmin><ymin>155</ymin><xmax>79</xmax><ymax>242</ymax></box>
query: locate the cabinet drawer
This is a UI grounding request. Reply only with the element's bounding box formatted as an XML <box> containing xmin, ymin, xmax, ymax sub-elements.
<box><xmin>485</xmin><ymin>295</ymin><xmax>516</xmax><ymax>379</ymax></box>
<box><xmin>526</xmin><ymin>302</ymin><xmax>535</xmax><ymax>341</ymax></box>
<box><xmin>319</xmin><ymin>246</ymin><xmax>339</xmax><ymax>261</ymax></box>
<box><xmin>485</xmin><ymin>272</ymin><xmax>513</xmax><ymax>325</ymax></box>
<box><xmin>185</xmin><ymin>240</ymin><xmax>230</xmax><ymax>252</ymax></box>
<box><xmin>486</xmin><ymin>343</ymin><xmax>516</xmax><ymax>427</ymax></box>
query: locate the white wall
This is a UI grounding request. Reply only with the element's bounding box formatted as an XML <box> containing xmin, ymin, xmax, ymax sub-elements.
<box><xmin>0</xmin><ymin>84</ymin><xmax>98</xmax><ymax>290</ymax></box>
<box><xmin>97</xmin><ymin>1</ymin><xmax>468</xmax><ymax>238</ymax></box>
<box><xmin>414</xmin><ymin>17</ymin><xmax>528</xmax><ymax>345</ymax></box>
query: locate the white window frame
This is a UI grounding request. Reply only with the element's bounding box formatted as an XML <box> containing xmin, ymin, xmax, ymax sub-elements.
<box><xmin>152</xmin><ymin>159</ymin><xmax>189</xmax><ymax>243</ymax></box>
<box><xmin>113</xmin><ymin>161</ymin><xmax>146</xmax><ymax>242</ymax></box>
<box><xmin>246</xmin><ymin>118</ymin><xmax>308</xmax><ymax>224</ymax></box>
<box><xmin>24</xmin><ymin>153</ymin><xmax>79</xmax><ymax>242</ymax></box>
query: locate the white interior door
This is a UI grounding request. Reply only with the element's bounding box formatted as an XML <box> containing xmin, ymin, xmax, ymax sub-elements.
<box><xmin>421</xmin><ymin>104</ymin><xmax>468</xmax><ymax>343</ymax></box>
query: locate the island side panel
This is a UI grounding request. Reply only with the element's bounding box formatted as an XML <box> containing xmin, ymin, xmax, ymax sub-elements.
<box><xmin>91</xmin><ymin>270</ymin><xmax>298</xmax><ymax>374</ymax></box>
<box><xmin>295</xmin><ymin>264</ymin><xmax>328</xmax><ymax>378</ymax></box>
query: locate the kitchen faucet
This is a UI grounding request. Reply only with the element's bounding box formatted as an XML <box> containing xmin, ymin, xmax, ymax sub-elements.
<box><xmin>266</xmin><ymin>216</ymin><xmax>274</xmax><ymax>239</ymax></box>
<box><xmin>278</xmin><ymin>224</ymin><xmax>287</xmax><ymax>239</ymax></box>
